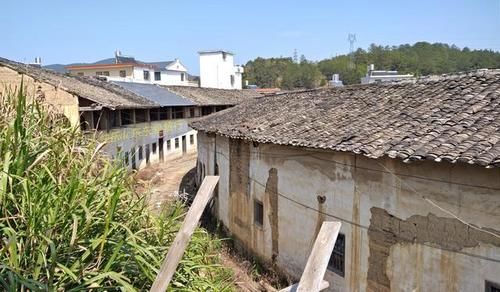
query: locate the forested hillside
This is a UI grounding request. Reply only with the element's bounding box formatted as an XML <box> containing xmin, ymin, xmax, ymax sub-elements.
<box><xmin>244</xmin><ymin>42</ymin><xmax>500</xmax><ymax>88</ymax></box>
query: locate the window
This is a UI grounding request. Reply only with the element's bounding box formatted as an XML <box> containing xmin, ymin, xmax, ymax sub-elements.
<box><xmin>110</xmin><ymin>110</ymin><xmax>120</xmax><ymax>127</ymax></box>
<box><xmin>222</xmin><ymin>52</ymin><xmax>227</xmax><ymax>61</ymax></box>
<box><xmin>154</xmin><ymin>71</ymin><xmax>161</xmax><ymax>81</ymax></box>
<box><xmin>121</xmin><ymin>109</ymin><xmax>134</xmax><ymax>125</ymax></box>
<box><xmin>135</xmin><ymin>109</ymin><xmax>146</xmax><ymax>123</ymax></box>
<box><xmin>143</xmin><ymin>70</ymin><xmax>150</xmax><ymax>81</ymax></box>
<box><xmin>166</xmin><ymin>140</ymin><xmax>171</xmax><ymax>151</ymax></box>
<box><xmin>152</xmin><ymin>143</ymin><xmax>157</xmax><ymax>154</ymax></box>
<box><xmin>96</xmin><ymin>71</ymin><xmax>109</xmax><ymax>76</ymax></box>
<box><xmin>175</xmin><ymin>138</ymin><xmax>179</xmax><ymax>149</ymax></box>
<box><xmin>202</xmin><ymin>107</ymin><xmax>213</xmax><ymax>116</ymax></box>
<box><xmin>189</xmin><ymin>108</ymin><xmax>195</xmax><ymax>118</ymax></box>
<box><xmin>150</xmin><ymin>108</ymin><xmax>160</xmax><ymax>121</ymax></box>
<box><xmin>138</xmin><ymin>146</ymin><xmax>143</xmax><ymax>160</ymax></box>
<box><xmin>77</xmin><ymin>72</ymin><xmax>84</xmax><ymax>76</ymax></box>
<box><xmin>486</xmin><ymin>281</ymin><xmax>500</xmax><ymax>292</ymax></box>
<box><xmin>172</xmin><ymin>107</ymin><xmax>184</xmax><ymax>119</ymax></box>
<box><xmin>327</xmin><ymin>233</ymin><xmax>345</xmax><ymax>277</ymax></box>
<box><xmin>230</xmin><ymin>75</ymin><xmax>235</xmax><ymax>86</ymax></box>
<box><xmin>159</xmin><ymin>107</ymin><xmax>169</xmax><ymax>120</ymax></box>
<box><xmin>181</xmin><ymin>73</ymin><xmax>185</xmax><ymax>81</ymax></box>
<box><xmin>254</xmin><ymin>200</ymin><xmax>263</xmax><ymax>226</ymax></box>
<box><xmin>190</xmin><ymin>134</ymin><xmax>194</xmax><ymax>145</ymax></box>
<box><xmin>119</xmin><ymin>70</ymin><xmax>126</xmax><ymax>78</ymax></box>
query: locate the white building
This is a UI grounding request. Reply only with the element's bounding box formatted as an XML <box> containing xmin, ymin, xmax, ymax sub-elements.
<box><xmin>361</xmin><ymin>64</ymin><xmax>413</xmax><ymax>84</ymax></box>
<box><xmin>66</xmin><ymin>51</ymin><xmax>190</xmax><ymax>86</ymax></box>
<box><xmin>329</xmin><ymin>74</ymin><xmax>344</xmax><ymax>87</ymax></box>
<box><xmin>199</xmin><ymin>50</ymin><xmax>243</xmax><ymax>90</ymax></box>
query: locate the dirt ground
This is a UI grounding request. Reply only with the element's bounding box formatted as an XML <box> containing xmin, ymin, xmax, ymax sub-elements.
<box><xmin>135</xmin><ymin>152</ymin><xmax>198</xmax><ymax>212</ymax></box>
<box><xmin>134</xmin><ymin>153</ymin><xmax>281</xmax><ymax>291</ymax></box>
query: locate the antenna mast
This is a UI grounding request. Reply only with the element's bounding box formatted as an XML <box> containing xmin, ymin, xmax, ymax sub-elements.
<box><xmin>347</xmin><ymin>33</ymin><xmax>356</xmax><ymax>69</ymax></box>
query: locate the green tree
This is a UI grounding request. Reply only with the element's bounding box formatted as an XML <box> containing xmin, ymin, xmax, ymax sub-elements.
<box><xmin>244</xmin><ymin>42</ymin><xmax>500</xmax><ymax>88</ymax></box>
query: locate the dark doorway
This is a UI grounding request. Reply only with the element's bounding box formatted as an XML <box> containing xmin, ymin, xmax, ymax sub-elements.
<box><xmin>159</xmin><ymin>137</ymin><xmax>164</xmax><ymax>161</ymax></box>
<box><xmin>131</xmin><ymin>147</ymin><xmax>136</xmax><ymax>169</ymax></box>
<box><xmin>159</xmin><ymin>130</ymin><xmax>164</xmax><ymax>162</ymax></box>
<box><xmin>182</xmin><ymin>135</ymin><xmax>187</xmax><ymax>154</ymax></box>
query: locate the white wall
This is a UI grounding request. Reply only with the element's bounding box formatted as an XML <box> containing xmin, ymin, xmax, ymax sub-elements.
<box><xmin>70</xmin><ymin>64</ymin><xmax>190</xmax><ymax>86</ymax></box>
<box><xmin>157</xmin><ymin>70</ymin><xmax>189</xmax><ymax>86</ymax></box>
<box><xmin>99</xmin><ymin>119</ymin><xmax>197</xmax><ymax>171</ymax></box>
<box><xmin>199</xmin><ymin>52</ymin><xmax>242</xmax><ymax>89</ymax></box>
<box><xmin>196</xmin><ymin>132</ymin><xmax>500</xmax><ymax>292</ymax></box>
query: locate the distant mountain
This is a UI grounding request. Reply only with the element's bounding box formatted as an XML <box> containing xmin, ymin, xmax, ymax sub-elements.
<box><xmin>43</xmin><ymin>58</ymin><xmax>115</xmax><ymax>73</ymax></box>
<box><xmin>43</xmin><ymin>57</ymin><xmax>176</xmax><ymax>74</ymax></box>
<box><xmin>43</xmin><ymin>64</ymin><xmax>70</xmax><ymax>73</ymax></box>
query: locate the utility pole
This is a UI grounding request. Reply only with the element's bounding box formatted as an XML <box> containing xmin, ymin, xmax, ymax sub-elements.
<box><xmin>347</xmin><ymin>33</ymin><xmax>356</xmax><ymax>69</ymax></box>
<box><xmin>293</xmin><ymin>49</ymin><xmax>298</xmax><ymax>63</ymax></box>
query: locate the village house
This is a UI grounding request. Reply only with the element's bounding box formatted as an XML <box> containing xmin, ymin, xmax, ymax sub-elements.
<box><xmin>199</xmin><ymin>50</ymin><xmax>244</xmax><ymax>90</ymax></box>
<box><xmin>361</xmin><ymin>64</ymin><xmax>414</xmax><ymax>84</ymax></box>
<box><xmin>0</xmin><ymin>57</ymin><xmax>260</xmax><ymax>170</ymax></box>
<box><xmin>65</xmin><ymin>51</ymin><xmax>191</xmax><ymax>86</ymax></box>
<box><xmin>191</xmin><ymin>71</ymin><xmax>500</xmax><ymax>291</ymax></box>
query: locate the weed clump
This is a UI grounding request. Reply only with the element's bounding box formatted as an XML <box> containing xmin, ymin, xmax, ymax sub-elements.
<box><xmin>0</xmin><ymin>87</ymin><xmax>233</xmax><ymax>291</ymax></box>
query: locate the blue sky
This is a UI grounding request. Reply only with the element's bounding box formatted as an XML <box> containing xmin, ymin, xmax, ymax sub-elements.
<box><xmin>1</xmin><ymin>0</ymin><xmax>499</xmax><ymax>74</ymax></box>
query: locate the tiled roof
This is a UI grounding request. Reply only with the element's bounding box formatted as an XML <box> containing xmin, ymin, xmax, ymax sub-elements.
<box><xmin>191</xmin><ymin>70</ymin><xmax>500</xmax><ymax>168</ymax></box>
<box><xmin>112</xmin><ymin>82</ymin><xmax>195</xmax><ymax>106</ymax></box>
<box><xmin>165</xmin><ymin>86</ymin><xmax>262</xmax><ymax>106</ymax></box>
<box><xmin>64</xmin><ymin>57</ymin><xmax>172</xmax><ymax>71</ymax></box>
<box><xmin>148</xmin><ymin>61</ymin><xmax>175</xmax><ymax>70</ymax></box>
<box><xmin>0</xmin><ymin>57</ymin><xmax>156</xmax><ymax>109</ymax></box>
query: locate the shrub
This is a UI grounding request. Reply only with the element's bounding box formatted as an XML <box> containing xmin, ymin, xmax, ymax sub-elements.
<box><xmin>0</xmin><ymin>86</ymin><xmax>233</xmax><ymax>291</ymax></box>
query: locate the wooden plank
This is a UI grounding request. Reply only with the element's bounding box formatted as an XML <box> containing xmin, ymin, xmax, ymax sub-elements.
<box><xmin>150</xmin><ymin>175</ymin><xmax>219</xmax><ymax>292</ymax></box>
<box><xmin>296</xmin><ymin>221</ymin><xmax>342</xmax><ymax>292</ymax></box>
<box><xmin>279</xmin><ymin>280</ymin><xmax>329</xmax><ymax>292</ymax></box>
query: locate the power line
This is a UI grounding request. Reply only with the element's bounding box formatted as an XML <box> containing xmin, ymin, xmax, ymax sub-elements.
<box><xmin>195</xmin><ymin>144</ymin><xmax>500</xmax><ymax>262</ymax></box>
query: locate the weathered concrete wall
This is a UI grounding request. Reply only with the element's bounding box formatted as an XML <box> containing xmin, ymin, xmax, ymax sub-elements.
<box><xmin>0</xmin><ymin>66</ymin><xmax>80</xmax><ymax>126</ymax></box>
<box><xmin>196</xmin><ymin>132</ymin><xmax>500</xmax><ymax>292</ymax></box>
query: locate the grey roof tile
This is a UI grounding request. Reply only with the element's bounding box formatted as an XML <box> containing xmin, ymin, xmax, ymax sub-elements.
<box><xmin>191</xmin><ymin>70</ymin><xmax>500</xmax><ymax>168</ymax></box>
<box><xmin>165</xmin><ymin>86</ymin><xmax>262</xmax><ymax>106</ymax></box>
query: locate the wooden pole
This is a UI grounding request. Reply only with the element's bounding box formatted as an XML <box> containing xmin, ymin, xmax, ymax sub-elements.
<box><xmin>296</xmin><ymin>221</ymin><xmax>341</xmax><ymax>292</ymax></box>
<box><xmin>150</xmin><ymin>175</ymin><xmax>219</xmax><ymax>292</ymax></box>
<box><xmin>279</xmin><ymin>221</ymin><xmax>341</xmax><ymax>292</ymax></box>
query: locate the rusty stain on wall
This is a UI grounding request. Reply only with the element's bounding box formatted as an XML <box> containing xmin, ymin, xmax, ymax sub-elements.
<box><xmin>350</xmin><ymin>185</ymin><xmax>361</xmax><ymax>292</ymax></box>
<box><xmin>265</xmin><ymin>168</ymin><xmax>280</xmax><ymax>259</ymax></box>
<box><xmin>367</xmin><ymin>207</ymin><xmax>500</xmax><ymax>291</ymax></box>
<box><xmin>229</xmin><ymin>139</ymin><xmax>251</xmax><ymax>247</ymax></box>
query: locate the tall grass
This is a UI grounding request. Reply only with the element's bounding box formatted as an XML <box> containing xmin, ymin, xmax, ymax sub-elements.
<box><xmin>0</xmin><ymin>86</ymin><xmax>234</xmax><ymax>291</ymax></box>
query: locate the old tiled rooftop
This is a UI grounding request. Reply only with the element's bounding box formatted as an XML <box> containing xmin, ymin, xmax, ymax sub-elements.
<box><xmin>191</xmin><ymin>70</ymin><xmax>500</xmax><ymax>167</ymax></box>
<box><xmin>165</xmin><ymin>85</ymin><xmax>262</xmax><ymax>106</ymax></box>
<box><xmin>0</xmin><ymin>57</ymin><xmax>156</xmax><ymax>109</ymax></box>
